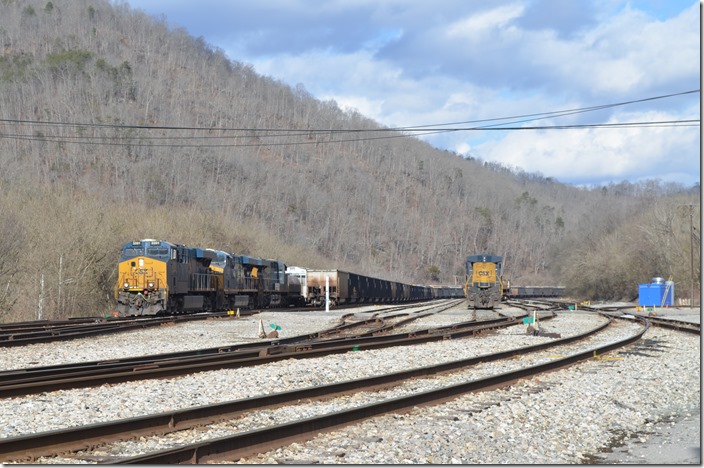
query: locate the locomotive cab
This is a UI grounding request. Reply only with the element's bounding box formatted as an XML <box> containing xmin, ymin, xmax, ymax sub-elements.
<box><xmin>116</xmin><ymin>240</ymin><xmax>175</xmax><ymax>316</ymax></box>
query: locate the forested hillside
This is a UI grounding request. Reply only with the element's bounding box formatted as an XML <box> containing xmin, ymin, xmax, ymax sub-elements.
<box><xmin>0</xmin><ymin>0</ymin><xmax>699</xmax><ymax>322</ymax></box>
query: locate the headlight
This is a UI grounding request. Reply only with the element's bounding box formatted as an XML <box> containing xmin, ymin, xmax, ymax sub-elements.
<box><xmin>123</xmin><ymin>281</ymin><xmax>130</xmax><ymax>288</ymax></box>
<box><xmin>147</xmin><ymin>282</ymin><xmax>155</xmax><ymax>289</ymax></box>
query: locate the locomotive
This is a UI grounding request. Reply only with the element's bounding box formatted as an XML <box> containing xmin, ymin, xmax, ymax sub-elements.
<box><xmin>115</xmin><ymin>239</ymin><xmax>303</xmax><ymax>316</ymax></box>
<box><xmin>115</xmin><ymin>239</ymin><xmax>462</xmax><ymax>316</ymax></box>
<box><xmin>464</xmin><ymin>254</ymin><xmax>504</xmax><ymax>309</ymax></box>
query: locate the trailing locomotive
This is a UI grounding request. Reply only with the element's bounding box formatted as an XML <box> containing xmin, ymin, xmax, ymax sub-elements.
<box><xmin>115</xmin><ymin>239</ymin><xmax>462</xmax><ymax>316</ymax></box>
<box><xmin>464</xmin><ymin>254</ymin><xmax>504</xmax><ymax>309</ymax></box>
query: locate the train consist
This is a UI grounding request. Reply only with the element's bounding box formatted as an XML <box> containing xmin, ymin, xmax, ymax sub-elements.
<box><xmin>464</xmin><ymin>254</ymin><xmax>505</xmax><ymax>309</ymax></box>
<box><xmin>115</xmin><ymin>239</ymin><xmax>462</xmax><ymax>316</ymax></box>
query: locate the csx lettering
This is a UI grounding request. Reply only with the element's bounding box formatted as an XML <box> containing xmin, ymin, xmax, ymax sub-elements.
<box><xmin>478</xmin><ymin>271</ymin><xmax>491</xmax><ymax>276</ymax></box>
<box><xmin>133</xmin><ymin>268</ymin><xmax>149</xmax><ymax>274</ymax></box>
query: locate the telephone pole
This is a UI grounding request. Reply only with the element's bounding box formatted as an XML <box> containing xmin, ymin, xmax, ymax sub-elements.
<box><xmin>677</xmin><ymin>203</ymin><xmax>698</xmax><ymax>309</ymax></box>
<box><xmin>677</xmin><ymin>203</ymin><xmax>701</xmax><ymax>309</ymax></box>
<box><xmin>687</xmin><ymin>204</ymin><xmax>695</xmax><ymax>309</ymax></box>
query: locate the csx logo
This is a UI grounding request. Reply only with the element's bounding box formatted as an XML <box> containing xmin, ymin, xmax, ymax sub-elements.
<box><xmin>133</xmin><ymin>268</ymin><xmax>149</xmax><ymax>274</ymax></box>
<box><xmin>477</xmin><ymin>271</ymin><xmax>491</xmax><ymax>276</ymax></box>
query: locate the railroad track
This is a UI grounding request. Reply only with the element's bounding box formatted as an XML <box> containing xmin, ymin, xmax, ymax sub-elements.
<box><xmin>609</xmin><ymin>312</ymin><xmax>700</xmax><ymax>334</ymax></box>
<box><xmin>0</xmin><ymin>310</ymin><xmax>257</xmax><ymax>347</ymax></box>
<box><xmin>0</xmin><ymin>299</ymin><xmax>497</xmax><ymax>397</ymax></box>
<box><xmin>0</xmin><ymin>312</ymin><xmax>645</xmax><ymax>463</ymax></box>
<box><xmin>0</xmin><ymin>300</ymin><xmax>449</xmax><ymax>348</ymax></box>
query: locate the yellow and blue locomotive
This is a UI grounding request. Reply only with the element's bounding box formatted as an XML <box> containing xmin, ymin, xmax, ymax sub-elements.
<box><xmin>208</xmin><ymin>250</ymin><xmax>305</xmax><ymax>310</ymax></box>
<box><xmin>115</xmin><ymin>239</ymin><xmax>218</xmax><ymax>315</ymax></box>
<box><xmin>464</xmin><ymin>254</ymin><xmax>504</xmax><ymax>309</ymax></box>
<box><xmin>115</xmin><ymin>239</ymin><xmax>305</xmax><ymax>316</ymax></box>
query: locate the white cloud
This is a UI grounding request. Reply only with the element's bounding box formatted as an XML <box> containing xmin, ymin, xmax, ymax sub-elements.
<box><xmin>445</xmin><ymin>3</ymin><xmax>525</xmax><ymax>43</ymax></box>
<box><xmin>130</xmin><ymin>0</ymin><xmax>700</xmax><ymax>187</ymax></box>
<box><xmin>474</xmin><ymin>110</ymin><xmax>700</xmax><ymax>185</ymax></box>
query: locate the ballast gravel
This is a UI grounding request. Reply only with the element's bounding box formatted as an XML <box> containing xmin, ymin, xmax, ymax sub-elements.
<box><xmin>0</xmin><ymin>303</ymin><xmax>699</xmax><ymax>464</ymax></box>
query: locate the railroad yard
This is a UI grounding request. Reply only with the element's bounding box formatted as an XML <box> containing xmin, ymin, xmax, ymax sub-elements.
<box><xmin>0</xmin><ymin>300</ymin><xmax>700</xmax><ymax>464</ymax></box>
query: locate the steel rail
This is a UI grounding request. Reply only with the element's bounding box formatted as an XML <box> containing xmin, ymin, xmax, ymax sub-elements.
<box><xmin>0</xmin><ymin>301</ymin><xmax>460</xmax><ymax>384</ymax></box>
<box><xmin>645</xmin><ymin>317</ymin><xmax>700</xmax><ymax>334</ymax></box>
<box><xmin>0</xmin><ymin>317</ymin><xmax>519</xmax><ymax>397</ymax></box>
<box><xmin>0</xmin><ymin>312</ymin><xmax>254</xmax><ymax>348</ymax></box>
<box><xmin>0</xmin><ymin>313</ymin><xmax>611</xmax><ymax>462</ymax></box>
<box><xmin>0</xmin><ymin>303</ymin><xmax>506</xmax><ymax>397</ymax></box>
<box><xmin>110</xmin><ymin>316</ymin><xmax>649</xmax><ymax>464</ymax></box>
<box><xmin>604</xmin><ymin>312</ymin><xmax>700</xmax><ymax>335</ymax></box>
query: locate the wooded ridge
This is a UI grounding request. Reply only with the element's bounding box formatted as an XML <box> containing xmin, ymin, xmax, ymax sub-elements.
<box><xmin>0</xmin><ymin>0</ymin><xmax>699</xmax><ymax>321</ymax></box>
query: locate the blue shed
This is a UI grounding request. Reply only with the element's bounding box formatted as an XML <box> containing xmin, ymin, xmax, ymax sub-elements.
<box><xmin>638</xmin><ymin>279</ymin><xmax>674</xmax><ymax>307</ymax></box>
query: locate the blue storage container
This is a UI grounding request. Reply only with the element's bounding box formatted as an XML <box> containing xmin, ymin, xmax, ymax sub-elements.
<box><xmin>638</xmin><ymin>282</ymin><xmax>674</xmax><ymax>306</ymax></box>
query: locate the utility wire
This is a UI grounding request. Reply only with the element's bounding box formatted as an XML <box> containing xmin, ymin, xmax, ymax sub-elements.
<box><xmin>1</xmin><ymin>120</ymin><xmax>698</xmax><ymax>148</ymax></box>
<box><xmin>396</xmin><ymin>89</ymin><xmax>700</xmax><ymax>130</ymax></box>
<box><xmin>0</xmin><ymin>90</ymin><xmax>698</xmax><ymax>148</ymax></box>
<box><xmin>0</xmin><ymin>89</ymin><xmax>698</xmax><ymax>133</ymax></box>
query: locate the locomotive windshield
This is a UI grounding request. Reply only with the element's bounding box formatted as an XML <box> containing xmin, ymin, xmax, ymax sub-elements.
<box><xmin>210</xmin><ymin>251</ymin><xmax>228</xmax><ymax>269</ymax></box>
<box><xmin>119</xmin><ymin>241</ymin><xmax>172</xmax><ymax>261</ymax></box>
<box><xmin>146</xmin><ymin>247</ymin><xmax>170</xmax><ymax>260</ymax></box>
<box><xmin>120</xmin><ymin>246</ymin><xmax>143</xmax><ymax>261</ymax></box>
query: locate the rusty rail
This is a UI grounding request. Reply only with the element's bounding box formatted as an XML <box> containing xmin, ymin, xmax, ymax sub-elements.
<box><xmin>111</xmin><ymin>317</ymin><xmax>648</xmax><ymax>464</ymax></box>
<box><xmin>0</xmin><ymin>302</ymin><xmax>509</xmax><ymax>398</ymax></box>
<box><xmin>0</xmin><ymin>313</ymin><xmax>612</xmax><ymax>462</ymax></box>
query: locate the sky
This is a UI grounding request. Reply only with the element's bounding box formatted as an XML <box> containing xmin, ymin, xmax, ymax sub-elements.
<box><xmin>124</xmin><ymin>0</ymin><xmax>701</xmax><ymax>187</ymax></box>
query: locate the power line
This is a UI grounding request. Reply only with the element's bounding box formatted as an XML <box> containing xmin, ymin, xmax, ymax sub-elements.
<box><xmin>0</xmin><ymin>90</ymin><xmax>698</xmax><ymax>148</ymax></box>
<box><xmin>0</xmin><ymin>119</ymin><xmax>697</xmax><ymax>148</ymax></box>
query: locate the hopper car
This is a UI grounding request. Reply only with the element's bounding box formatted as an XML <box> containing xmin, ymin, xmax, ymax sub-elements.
<box><xmin>504</xmin><ymin>285</ymin><xmax>565</xmax><ymax>299</ymax></box>
<box><xmin>289</xmin><ymin>269</ymin><xmax>463</xmax><ymax>307</ymax></box>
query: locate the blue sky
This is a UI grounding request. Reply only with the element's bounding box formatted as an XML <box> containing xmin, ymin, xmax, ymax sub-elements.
<box><xmin>125</xmin><ymin>0</ymin><xmax>700</xmax><ymax>187</ymax></box>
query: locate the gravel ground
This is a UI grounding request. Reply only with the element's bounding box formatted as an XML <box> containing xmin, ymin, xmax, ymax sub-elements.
<box><xmin>0</xmin><ymin>302</ymin><xmax>699</xmax><ymax>464</ymax></box>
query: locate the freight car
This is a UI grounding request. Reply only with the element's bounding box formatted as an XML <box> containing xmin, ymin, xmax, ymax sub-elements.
<box><xmin>464</xmin><ymin>254</ymin><xmax>505</xmax><ymax>309</ymax></box>
<box><xmin>430</xmin><ymin>285</ymin><xmax>465</xmax><ymax>299</ymax></box>
<box><xmin>504</xmin><ymin>286</ymin><xmax>565</xmax><ymax>299</ymax></box>
<box><xmin>302</xmin><ymin>269</ymin><xmax>417</xmax><ymax>307</ymax></box>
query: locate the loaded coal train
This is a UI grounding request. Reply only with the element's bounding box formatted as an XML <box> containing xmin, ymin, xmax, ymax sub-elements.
<box><xmin>115</xmin><ymin>239</ymin><xmax>463</xmax><ymax>316</ymax></box>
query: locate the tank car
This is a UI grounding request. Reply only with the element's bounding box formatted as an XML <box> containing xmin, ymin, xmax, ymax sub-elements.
<box><xmin>464</xmin><ymin>254</ymin><xmax>504</xmax><ymax>309</ymax></box>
